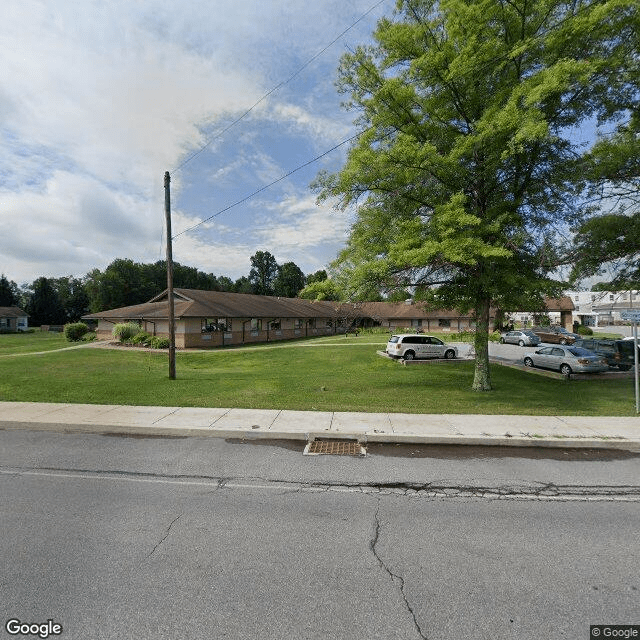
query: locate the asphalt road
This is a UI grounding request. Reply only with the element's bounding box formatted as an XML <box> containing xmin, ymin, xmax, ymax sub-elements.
<box><xmin>1</xmin><ymin>430</ymin><xmax>638</xmax><ymax>640</ymax></box>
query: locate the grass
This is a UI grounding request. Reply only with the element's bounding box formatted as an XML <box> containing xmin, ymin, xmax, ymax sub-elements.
<box><xmin>0</xmin><ymin>331</ymin><xmax>68</xmax><ymax>354</ymax></box>
<box><xmin>0</xmin><ymin>334</ymin><xmax>636</xmax><ymax>415</ymax></box>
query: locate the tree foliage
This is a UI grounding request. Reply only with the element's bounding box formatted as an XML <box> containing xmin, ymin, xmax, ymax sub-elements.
<box><xmin>25</xmin><ymin>277</ymin><xmax>66</xmax><ymax>326</ymax></box>
<box><xmin>248</xmin><ymin>250</ymin><xmax>280</xmax><ymax>296</ymax></box>
<box><xmin>0</xmin><ymin>274</ymin><xmax>19</xmax><ymax>307</ymax></box>
<box><xmin>315</xmin><ymin>0</ymin><xmax>637</xmax><ymax>390</ymax></box>
<box><xmin>298</xmin><ymin>279</ymin><xmax>343</xmax><ymax>301</ymax></box>
<box><xmin>571</xmin><ymin>112</ymin><xmax>640</xmax><ymax>287</ymax></box>
<box><xmin>571</xmin><ymin>213</ymin><xmax>640</xmax><ymax>288</ymax></box>
<box><xmin>273</xmin><ymin>262</ymin><xmax>306</xmax><ymax>298</ymax></box>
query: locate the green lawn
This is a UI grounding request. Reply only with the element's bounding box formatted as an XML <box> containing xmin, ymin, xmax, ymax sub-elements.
<box><xmin>0</xmin><ymin>336</ymin><xmax>636</xmax><ymax>415</ymax></box>
<box><xmin>0</xmin><ymin>331</ymin><xmax>68</xmax><ymax>354</ymax></box>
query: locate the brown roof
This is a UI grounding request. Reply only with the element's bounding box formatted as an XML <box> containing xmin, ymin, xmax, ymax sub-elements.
<box><xmin>339</xmin><ymin>301</ymin><xmax>479</xmax><ymax>320</ymax></box>
<box><xmin>83</xmin><ymin>290</ymin><xmax>575</xmax><ymax>322</ymax></box>
<box><xmin>84</xmin><ymin>289</ymin><xmax>341</xmax><ymax>321</ymax></box>
<box><xmin>0</xmin><ymin>306</ymin><xmax>28</xmax><ymax>318</ymax></box>
<box><xmin>544</xmin><ymin>297</ymin><xmax>575</xmax><ymax>312</ymax></box>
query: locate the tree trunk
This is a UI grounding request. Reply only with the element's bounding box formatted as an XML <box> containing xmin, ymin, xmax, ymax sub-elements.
<box><xmin>472</xmin><ymin>297</ymin><xmax>492</xmax><ymax>391</ymax></box>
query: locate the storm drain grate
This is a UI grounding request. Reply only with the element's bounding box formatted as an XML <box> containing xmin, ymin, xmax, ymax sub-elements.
<box><xmin>303</xmin><ymin>439</ymin><xmax>366</xmax><ymax>457</ymax></box>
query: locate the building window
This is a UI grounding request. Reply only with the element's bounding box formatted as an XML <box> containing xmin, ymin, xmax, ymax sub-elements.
<box><xmin>574</xmin><ymin>296</ymin><xmax>579</xmax><ymax>301</ymax></box>
<box><xmin>250</xmin><ymin>318</ymin><xmax>262</xmax><ymax>331</ymax></box>
<box><xmin>269</xmin><ymin>320</ymin><xmax>281</xmax><ymax>330</ymax></box>
<box><xmin>438</xmin><ymin>319</ymin><xmax>451</xmax><ymax>328</ymax></box>
<box><xmin>609</xmin><ymin>295</ymin><xmax>615</xmax><ymax>301</ymax></box>
<box><xmin>294</xmin><ymin>319</ymin><xmax>303</xmax><ymax>329</ymax></box>
<box><xmin>202</xmin><ymin>318</ymin><xmax>230</xmax><ymax>332</ymax></box>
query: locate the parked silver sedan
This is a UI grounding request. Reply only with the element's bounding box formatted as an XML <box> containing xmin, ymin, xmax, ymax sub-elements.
<box><xmin>523</xmin><ymin>346</ymin><xmax>608</xmax><ymax>375</ymax></box>
<box><xmin>500</xmin><ymin>330</ymin><xmax>541</xmax><ymax>347</ymax></box>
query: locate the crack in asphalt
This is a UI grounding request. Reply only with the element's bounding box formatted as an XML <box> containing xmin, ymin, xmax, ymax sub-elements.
<box><xmin>370</xmin><ymin>498</ymin><xmax>428</xmax><ymax>640</ymax></box>
<box><xmin>2</xmin><ymin>466</ymin><xmax>640</xmax><ymax>500</ymax></box>
<box><xmin>145</xmin><ymin>514</ymin><xmax>182</xmax><ymax>560</ymax></box>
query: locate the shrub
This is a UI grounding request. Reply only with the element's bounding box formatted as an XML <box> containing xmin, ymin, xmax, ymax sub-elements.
<box><xmin>112</xmin><ymin>322</ymin><xmax>141</xmax><ymax>343</ymax></box>
<box><xmin>64</xmin><ymin>322</ymin><xmax>89</xmax><ymax>342</ymax></box>
<box><xmin>131</xmin><ymin>331</ymin><xmax>152</xmax><ymax>345</ymax></box>
<box><xmin>577</xmin><ymin>325</ymin><xmax>594</xmax><ymax>336</ymax></box>
<box><xmin>149</xmin><ymin>336</ymin><xmax>170</xmax><ymax>349</ymax></box>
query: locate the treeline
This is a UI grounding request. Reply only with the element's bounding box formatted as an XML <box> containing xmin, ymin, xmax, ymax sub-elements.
<box><xmin>0</xmin><ymin>251</ymin><xmax>330</xmax><ymax>327</ymax></box>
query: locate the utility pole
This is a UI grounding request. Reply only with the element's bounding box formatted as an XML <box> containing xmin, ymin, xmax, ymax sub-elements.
<box><xmin>164</xmin><ymin>171</ymin><xmax>176</xmax><ymax>380</ymax></box>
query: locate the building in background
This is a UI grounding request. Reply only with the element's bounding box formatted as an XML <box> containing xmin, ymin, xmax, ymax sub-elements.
<box><xmin>568</xmin><ymin>290</ymin><xmax>639</xmax><ymax>327</ymax></box>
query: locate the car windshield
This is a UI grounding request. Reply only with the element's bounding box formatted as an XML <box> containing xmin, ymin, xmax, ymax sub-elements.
<box><xmin>522</xmin><ymin>331</ymin><xmax>537</xmax><ymax>337</ymax></box>
<box><xmin>567</xmin><ymin>347</ymin><xmax>596</xmax><ymax>357</ymax></box>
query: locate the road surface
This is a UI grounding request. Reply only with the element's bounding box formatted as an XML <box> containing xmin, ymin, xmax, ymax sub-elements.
<box><xmin>1</xmin><ymin>430</ymin><xmax>638</xmax><ymax>640</ymax></box>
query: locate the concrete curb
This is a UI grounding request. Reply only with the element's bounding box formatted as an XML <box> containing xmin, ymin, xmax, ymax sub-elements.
<box><xmin>0</xmin><ymin>402</ymin><xmax>638</xmax><ymax>452</ymax></box>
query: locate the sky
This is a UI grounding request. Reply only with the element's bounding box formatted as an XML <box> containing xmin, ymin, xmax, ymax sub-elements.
<box><xmin>0</xmin><ymin>0</ymin><xmax>390</xmax><ymax>286</ymax></box>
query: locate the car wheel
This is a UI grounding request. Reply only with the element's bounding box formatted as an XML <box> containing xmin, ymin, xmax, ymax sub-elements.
<box><xmin>619</xmin><ymin>365</ymin><xmax>632</xmax><ymax>371</ymax></box>
<box><xmin>444</xmin><ymin>349</ymin><xmax>455</xmax><ymax>359</ymax></box>
<box><xmin>524</xmin><ymin>357</ymin><xmax>534</xmax><ymax>367</ymax></box>
<box><xmin>560</xmin><ymin>364</ymin><xmax>572</xmax><ymax>375</ymax></box>
<box><xmin>518</xmin><ymin>340</ymin><xmax>525</xmax><ymax>347</ymax></box>
<box><xmin>500</xmin><ymin>338</ymin><xmax>505</xmax><ymax>344</ymax></box>
<box><xmin>403</xmin><ymin>351</ymin><xmax>415</xmax><ymax>361</ymax></box>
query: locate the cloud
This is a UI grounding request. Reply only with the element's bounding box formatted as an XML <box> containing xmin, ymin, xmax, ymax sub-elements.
<box><xmin>0</xmin><ymin>171</ymin><xmax>161</xmax><ymax>280</ymax></box>
<box><xmin>269</xmin><ymin>103</ymin><xmax>353</xmax><ymax>146</ymax></box>
<box><xmin>254</xmin><ymin>193</ymin><xmax>351</xmax><ymax>251</ymax></box>
<box><xmin>0</xmin><ymin>0</ymin><xmax>384</xmax><ymax>284</ymax></box>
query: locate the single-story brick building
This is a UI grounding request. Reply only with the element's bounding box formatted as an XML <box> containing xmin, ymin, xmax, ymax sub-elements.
<box><xmin>84</xmin><ymin>289</ymin><xmax>345</xmax><ymax>348</ymax></box>
<box><xmin>339</xmin><ymin>300</ymin><xmax>493</xmax><ymax>333</ymax></box>
<box><xmin>84</xmin><ymin>289</ymin><xmax>574</xmax><ymax>348</ymax></box>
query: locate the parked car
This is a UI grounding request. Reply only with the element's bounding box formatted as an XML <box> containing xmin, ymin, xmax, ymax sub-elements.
<box><xmin>573</xmin><ymin>338</ymin><xmax>635</xmax><ymax>370</ymax></box>
<box><xmin>531</xmin><ymin>326</ymin><xmax>578</xmax><ymax>345</ymax></box>
<box><xmin>523</xmin><ymin>346</ymin><xmax>608</xmax><ymax>375</ymax></box>
<box><xmin>500</xmin><ymin>330</ymin><xmax>541</xmax><ymax>347</ymax></box>
<box><xmin>386</xmin><ymin>334</ymin><xmax>458</xmax><ymax>360</ymax></box>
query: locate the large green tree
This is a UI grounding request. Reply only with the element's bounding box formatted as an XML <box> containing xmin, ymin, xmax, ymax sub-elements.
<box><xmin>316</xmin><ymin>0</ymin><xmax>636</xmax><ymax>390</ymax></box>
<box><xmin>53</xmin><ymin>276</ymin><xmax>90</xmax><ymax>322</ymax></box>
<box><xmin>248</xmin><ymin>250</ymin><xmax>279</xmax><ymax>296</ymax></box>
<box><xmin>571</xmin><ymin>112</ymin><xmax>640</xmax><ymax>287</ymax></box>
<box><xmin>273</xmin><ymin>262</ymin><xmax>306</xmax><ymax>298</ymax></box>
<box><xmin>25</xmin><ymin>277</ymin><xmax>66</xmax><ymax>326</ymax></box>
<box><xmin>0</xmin><ymin>275</ymin><xmax>19</xmax><ymax>307</ymax></box>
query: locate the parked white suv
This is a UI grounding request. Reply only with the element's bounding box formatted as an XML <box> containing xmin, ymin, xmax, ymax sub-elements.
<box><xmin>386</xmin><ymin>334</ymin><xmax>457</xmax><ymax>360</ymax></box>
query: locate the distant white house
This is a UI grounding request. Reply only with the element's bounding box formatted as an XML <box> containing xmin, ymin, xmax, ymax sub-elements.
<box><xmin>0</xmin><ymin>306</ymin><xmax>28</xmax><ymax>332</ymax></box>
<box><xmin>568</xmin><ymin>290</ymin><xmax>640</xmax><ymax>327</ymax></box>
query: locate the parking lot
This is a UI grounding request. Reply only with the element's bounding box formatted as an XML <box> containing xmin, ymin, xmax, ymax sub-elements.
<box><xmin>489</xmin><ymin>341</ymin><xmax>636</xmax><ymax>377</ymax></box>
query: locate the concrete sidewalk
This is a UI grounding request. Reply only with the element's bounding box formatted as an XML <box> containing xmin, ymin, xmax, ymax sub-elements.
<box><xmin>0</xmin><ymin>401</ymin><xmax>638</xmax><ymax>451</ymax></box>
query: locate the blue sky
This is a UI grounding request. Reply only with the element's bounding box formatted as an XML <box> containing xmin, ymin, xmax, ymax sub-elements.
<box><xmin>0</xmin><ymin>0</ymin><xmax>389</xmax><ymax>284</ymax></box>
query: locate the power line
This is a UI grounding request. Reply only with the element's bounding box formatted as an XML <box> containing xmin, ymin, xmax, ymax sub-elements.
<box><xmin>172</xmin><ymin>131</ymin><xmax>363</xmax><ymax>239</ymax></box>
<box><xmin>172</xmin><ymin>0</ymin><xmax>388</xmax><ymax>173</ymax></box>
